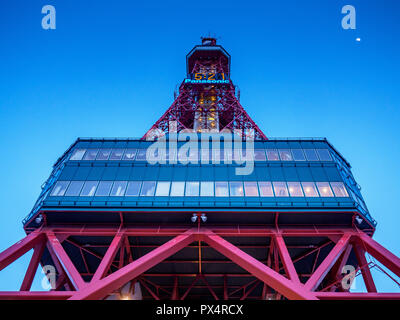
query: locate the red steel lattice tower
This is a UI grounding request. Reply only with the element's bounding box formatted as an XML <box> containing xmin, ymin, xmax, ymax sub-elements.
<box><xmin>0</xmin><ymin>38</ymin><xmax>399</xmax><ymax>301</ymax></box>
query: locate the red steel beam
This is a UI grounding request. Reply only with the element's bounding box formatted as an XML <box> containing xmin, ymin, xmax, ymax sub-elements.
<box><xmin>201</xmin><ymin>231</ymin><xmax>318</xmax><ymax>300</ymax></box>
<box><xmin>305</xmin><ymin>233</ymin><xmax>351</xmax><ymax>291</ymax></box>
<box><xmin>0</xmin><ymin>232</ymin><xmax>45</xmax><ymax>271</ymax></box>
<box><xmin>357</xmin><ymin>233</ymin><xmax>400</xmax><ymax>278</ymax></box>
<box><xmin>46</xmin><ymin>231</ymin><xmax>86</xmax><ymax>290</ymax></box>
<box><xmin>0</xmin><ymin>291</ymin><xmax>73</xmax><ymax>300</ymax></box>
<box><xmin>68</xmin><ymin>229</ymin><xmax>196</xmax><ymax>300</ymax></box>
<box><xmin>91</xmin><ymin>232</ymin><xmax>124</xmax><ymax>282</ymax></box>
<box><xmin>20</xmin><ymin>241</ymin><xmax>46</xmax><ymax>291</ymax></box>
<box><xmin>317</xmin><ymin>292</ymin><xmax>400</xmax><ymax>300</ymax></box>
<box><xmin>274</xmin><ymin>234</ymin><xmax>300</xmax><ymax>284</ymax></box>
<box><xmin>353</xmin><ymin>243</ymin><xmax>377</xmax><ymax>292</ymax></box>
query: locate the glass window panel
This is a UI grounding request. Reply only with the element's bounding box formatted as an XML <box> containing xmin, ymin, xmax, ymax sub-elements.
<box><xmin>301</xmin><ymin>182</ymin><xmax>319</xmax><ymax>197</ymax></box>
<box><xmin>244</xmin><ymin>181</ymin><xmax>259</xmax><ymax>196</ymax></box>
<box><xmin>123</xmin><ymin>149</ymin><xmax>137</xmax><ymax>161</ymax></box>
<box><xmin>165</xmin><ymin>148</ymin><xmax>177</xmax><ymax>162</ymax></box>
<box><xmin>258</xmin><ymin>182</ymin><xmax>274</xmax><ymax>197</ymax></box>
<box><xmin>279</xmin><ymin>149</ymin><xmax>293</xmax><ymax>161</ymax></box>
<box><xmin>316</xmin><ymin>182</ymin><xmax>334</xmax><ymax>197</ymax></box>
<box><xmin>330</xmin><ymin>182</ymin><xmax>349</xmax><ymax>197</ymax></box>
<box><xmin>135</xmin><ymin>149</ymin><xmax>147</xmax><ymax>161</ymax></box>
<box><xmin>223</xmin><ymin>149</ymin><xmax>233</xmax><ymax>162</ymax></box>
<box><xmin>155</xmin><ymin>181</ymin><xmax>171</xmax><ymax>196</ymax></box>
<box><xmin>215</xmin><ymin>182</ymin><xmax>229</xmax><ymax>197</ymax></box>
<box><xmin>125</xmin><ymin>181</ymin><xmax>141</xmax><ymax>196</ymax></box>
<box><xmin>83</xmin><ymin>149</ymin><xmax>99</xmax><ymax>161</ymax></box>
<box><xmin>229</xmin><ymin>182</ymin><xmax>244</xmax><ymax>197</ymax></box>
<box><xmin>96</xmin><ymin>149</ymin><xmax>111</xmax><ymax>160</ymax></box>
<box><xmin>200</xmin><ymin>181</ymin><xmax>214</xmax><ymax>197</ymax></box>
<box><xmin>95</xmin><ymin>181</ymin><xmax>113</xmax><ymax>196</ymax></box>
<box><xmin>304</xmin><ymin>149</ymin><xmax>318</xmax><ymax>161</ymax></box>
<box><xmin>254</xmin><ymin>149</ymin><xmax>266</xmax><ymax>161</ymax></box>
<box><xmin>211</xmin><ymin>149</ymin><xmax>221</xmax><ymax>162</ymax></box>
<box><xmin>65</xmin><ymin>181</ymin><xmax>84</xmax><ymax>196</ymax></box>
<box><xmin>109</xmin><ymin>149</ymin><xmax>124</xmax><ymax>161</ymax></box>
<box><xmin>110</xmin><ymin>181</ymin><xmax>128</xmax><ymax>196</ymax></box>
<box><xmin>170</xmin><ymin>181</ymin><xmax>185</xmax><ymax>196</ymax></box>
<box><xmin>244</xmin><ymin>149</ymin><xmax>255</xmax><ymax>162</ymax></box>
<box><xmin>80</xmin><ymin>181</ymin><xmax>98</xmax><ymax>196</ymax></box>
<box><xmin>200</xmin><ymin>149</ymin><xmax>210</xmax><ymax>162</ymax></box>
<box><xmin>70</xmin><ymin>149</ymin><xmax>86</xmax><ymax>161</ymax></box>
<box><xmin>317</xmin><ymin>149</ymin><xmax>332</xmax><ymax>161</ymax></box>
<box><xmin>273</xmin><ymin>182</ymin><xmax>289</xmax><ymax>197</ymax></box>
<box><xmin>233</xmin><ymin>148</ymin><xmax>244</xmax><ymax>162</ymax></box>
<box><xmin>292</xmin><ymin>149</ymin><xmax>306</xmax><ymax>161</ymax></box>
<box><xmin>189</xmin><ymin>149</ymin><xmax>199</xmax><ymax>162</ymax></box>
<box><xmin>51</xmin><ymin>181</ymin><xmax>70</xmax><ymax>196</ymax></box>
<box><xmin>185</xmin><ymin>181</ymin><xmax>199</xmax><ymax>196</ymax></box>
<box><xmin>140</xmin><ymin>181</ymin><xmax>156</xmax><ymax>196</ymax></box>
<box><xmin>287</xmin><ymin>182</ymin><xmax>304</xmax><ymax>197</ymax></box>
<box><xmin>266</xmin><ymin>149</ymin><xmax>280</xmax><ymax>161</ymax></box>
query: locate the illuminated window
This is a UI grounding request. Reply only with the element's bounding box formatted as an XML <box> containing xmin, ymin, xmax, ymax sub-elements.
<box><xmin>200</xmin><ymin>181</ymin><xmax>214</xmax><ymax>196</ymax></box>
<box><xmin>301</xmin><ymin>182</ymin><xmax>319</xmax><ymax>197</ymax></box>
<box><xmin>223</xmin><ymin>149</ymin><xmax>233</xmax><ymax>162</ymax></box>
<box><xmin>266</xmin><ymin>149</ymin><xmax>280</xmax><ymax>161</ymax></box>
<box><xmin>292</xmin><ymin>149</ymin><xmax>306</xmax><ymax>161</ymax></box>
<box><xmin>155</xmin><ymin>181</ymin><xmax>171</xmax><ymax>196</ymax></box>
<box><xmin>304</xmin><ymin>149</ymin><xmax>318</xmax><ymax>161</ymax></box>
<box><xmin>166</xmin><ymin>149</ymin><xmax>177</xmax><ymax>162</ymax></box>
<box><xmin>140</xmin><ymin>181</ymin><xmax>156</xmax><ymax>196</ymax></box>
<box><xmin>211</xmin><ymin>149</ymin><xmax>222</xmax><ymax>163</ymax></box>
<box><xmin>330</xmin><ymin>182</ymin><xmax>349</xmax><ymax>197</ymax></box>
<box><xmin>189</xmin><ymin>149</ymin><xmax>199</xmax><ymax>162</ymax></box>
<box><xmin>200</xmin><ymin>148</ymin><xmax>211</xmax><ymax>163</ymax></box>
<box><xmin>96</xmin><ymin>149</ymin><xmax>111</xmax><ymax>160</ymax></box>
<box><xmin>273</xmin><ymin>182</ymin><xmax>289</xmax><ymax>197</ymax></box>
<box><xmin>258</xmin><ymin>182</ymin><xmax>274</xmax><ymax>197</ymax></box>
<box><xmin>123</xmin><ymin>149</ymin><xmax>137</xmax><ymax>161</ymax></box>
<box><xmin>80</xmin><ymin>181</ymin><xmax>98</xmax><ymax>196</ymax></box>
<box><xmin>215</xmin><ymin>182</ymin><xmax>229</xmax><ymax>197</ymax></box>
<box><xmin>254</xmin><ymin>149</ymin><xmax>266</xmax><ymax>161</ymax></box>
<box><xmin>95</xmin><ymin>181</ymin><xmax>113</xmax><ymax>196</ymax></box>
<box><xmin>83</xmin><ymin>149</ymin><xmax>99</xmax><ymax>161</ymax></box>
<box><xmin>178</xmin><ymin>149</ymin><xmax>190</xmax><ymax>163</ymax></box>
<box><xmin>279</xmin><ymin>149</ymin><xmax>293</xmax><ymax>161</ymax></box>
<box><xmin>65</xmin><ymin>181</ymin><xmax>84</xmax><ymax>196</ymax></box>
<box><xmin>70</xmin><ymin>149</ymin><xmax>86</xmax><ymax>161</ymax></box>
<box><xmin>186</xmin><ymin>181</ymin><xmax>200</xmax><ymax>196</ymax></box>
<box><xmin>287</xmin><ymin>182</ymin><xmax>304</xmax><ymax>197</ymax></box>
<box><xmin>233</xmin><ymin>148</ymin><xmax>243</xmax><ymax>162</ymax></box>
<box><xmin>244</xmin><ymin>181</ymin><xmax>259</xmax><ymax>196</ymax></box>
<box><xmin>229</xmin><ymin>182</ymin><xmax>244</xmax><ymax>196</ymax></box>
<box><xmin>242</xmin><ymin>149</ymin><xmax>254</xmax><ymax>162</ymax></box>
<box><xmin>316</xmin><ymin>182</ymin><xmax>334</xmax><ymax>197</ymax></box>
<box><xmin>125</xmin><ymin>181</ymin><xmax>141</xmax><ymax>196</ymax></box>
<box><xmin>51</xmin><ymin>181</ymin><xmax>69</xmax><ymax>196</ymax></box>
<box><xmin>135</xmin><ymin>149</ymin><xmax>147</xmax><ymax>161</ymax></box>
<box><xmin>109</xmin><ymin>149</ymin><xmax>124</xmax><ymax>161</ymax></box>
<box><xmin>317</xmin><ymin>149</ymin><xmax>332</xmax><ymax>161</ymax></box>
<box><xmin>170</xmin><ymin>181</ymin><xmax>185</xmax><ymax>196</ymax></box>
<box><xmin>110</xmin><ymin>181</ymin><xmax>127</xmax><ymax>196</ymax></box>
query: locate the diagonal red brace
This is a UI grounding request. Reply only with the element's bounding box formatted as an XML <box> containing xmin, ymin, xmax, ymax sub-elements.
<box><xmin>68</xmin><ymin>229</ymin><xmax>196</xmax><ymax>300</ymax></box>
<box><xmin>201</xmin><ymin>230</ymin><xmax>317</xmax><ymax>300</ymax></box>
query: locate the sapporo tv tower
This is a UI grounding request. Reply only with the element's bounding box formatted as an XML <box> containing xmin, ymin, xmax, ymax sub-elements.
<box><xmin>0</xmin><ymin>38</ymin><xmax>399</xmax><ymax>300</ymax></box>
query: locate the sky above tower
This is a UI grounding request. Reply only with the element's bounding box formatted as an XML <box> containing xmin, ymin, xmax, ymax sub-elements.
<box><xmin>0</xmin><ymin>0</ymin><xmax>399</xmax><ymax>292</ymax></box>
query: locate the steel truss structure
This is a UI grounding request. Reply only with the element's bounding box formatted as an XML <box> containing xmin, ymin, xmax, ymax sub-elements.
<box><xmin>1</xmin><ymin>225</ymin><xmax>399</xmax><ymax>300</ymax></box>
<box><xmin>143</xmin><ymin>39</ymin><xmax>267</xmax><ymax>141</ymax></box>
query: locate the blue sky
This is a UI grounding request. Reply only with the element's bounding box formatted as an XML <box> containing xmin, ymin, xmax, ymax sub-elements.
<box><xmin>0</xmin><ymin>0</ymin><xmax>399</xmax><ymax>292</ymax></box>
